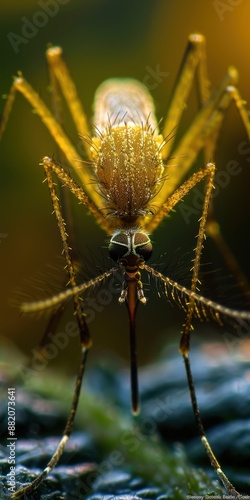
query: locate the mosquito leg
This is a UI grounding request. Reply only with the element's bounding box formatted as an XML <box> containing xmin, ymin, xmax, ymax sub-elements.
<box><xmin>46</xmin><ymin>46</ymin><xmax>92</xmax><ymax>157</ymax></box>
<box><xmin>0</xmin><ymin>83</ymin><xmax>17</xmax><ymax>138</ymax></box>
<box><xmin>13</xmin><ymin>345</ymin><xmax>89</xmax><ymax>499</ymax></box>
<box><xmin>178</xmin><ymin>164</ymin><xmax>241</xmax><ymax>496</ymax></box>
<box><xmin>162</xmin><ymin>33</ymin><xmax>211</xmax><ymax>161</ymax></box>
<box><xmin>161</xmin><ymin>33</ymin><xmax>231</xmax><ymax>163</ymax></box>
<box><xmin>145</xmin><ymin>163</ymin><xmax>215</xmax><ymax>232</ymax></box>
<box><xmin>0</xmin><ymin>76</ymin><xmax>80</xmax><ymax>174</ymax></box>
<box><xmin>182</xmin><ymin>353</ymin><xmax>240</xmax><ymax>497</ymax></box>
<box><xmin>13</xmin><ymin>155</ymin><xmax>93</xmax><ymax>498</ymax></box>
<box><xmin>180</xmin><ymin>163</ymin><xmax>215</xmax><ymax>350</ymax></box>
<box><xmin>47</xmin><ymin>62</ymin><xmax>81</xmax><ymax>258</ymax></box>
<box><xmin>21</xmin><ymin>266</ymin><xmax>118</xmax><ymax>314</ymax></box>
<box><xmin>32</xmin><ymin>53</ymin><xmax>83</xmax><ymax>360</ymax></box>
<box><xmin>42</xmin><ymin>161</ymin><xmax>90</xmax><ymax>340</ymax></box>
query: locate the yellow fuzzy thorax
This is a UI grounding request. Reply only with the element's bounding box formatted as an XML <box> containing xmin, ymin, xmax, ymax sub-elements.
<box><xmin>91</xmin><ymin>124</ymin><xmax>164</xmax><ymax>220</ymax></box>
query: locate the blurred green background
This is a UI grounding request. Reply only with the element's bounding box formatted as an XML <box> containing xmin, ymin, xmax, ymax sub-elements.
<box><xmin>1</xmin><ymin>0</ymin><xmax>250</xmax><ymax>373</ymax></box>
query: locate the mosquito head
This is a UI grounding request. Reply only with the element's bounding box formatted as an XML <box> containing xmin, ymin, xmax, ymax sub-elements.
<box><xmin>109</xmin><ymin>229</ymin><xmax>152</xmax><ymax>267</ymax></box>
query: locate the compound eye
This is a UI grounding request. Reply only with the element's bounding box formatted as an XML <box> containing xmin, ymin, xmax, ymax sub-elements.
<box><xmin>134</xmin><ymin>232</ymin><xmax>152</xmax><ymax>262</ymax></box>
<box><xmin>109</xmin><ymin>232</ymin><xmax>129</xmax><ymax>262</ymax></box>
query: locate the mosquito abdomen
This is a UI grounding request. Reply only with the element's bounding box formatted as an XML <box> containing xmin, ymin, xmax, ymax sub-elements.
<box><xmin>93</xmin><ymin>78</ymin><xmax>158</xmax><ymax>131</ymax></box>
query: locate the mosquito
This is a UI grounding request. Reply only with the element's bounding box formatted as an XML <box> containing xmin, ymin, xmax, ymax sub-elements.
<box><xmin>1</xmin><ymin>33</ymin><xmax>250</xmax><ymax>498</ymax></box>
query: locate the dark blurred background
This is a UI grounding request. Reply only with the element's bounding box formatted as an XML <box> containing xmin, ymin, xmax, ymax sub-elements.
<box><xmin>1</xmin><ymin>0</ymin><xmax>250</xmax><ymax>374</ymax></box>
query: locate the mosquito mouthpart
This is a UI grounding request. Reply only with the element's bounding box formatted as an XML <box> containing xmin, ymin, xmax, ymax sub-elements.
<box><xmin>132</xmin><ymin>406</ymin><xmax>141</xmax><ymax>416</ymax></box>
